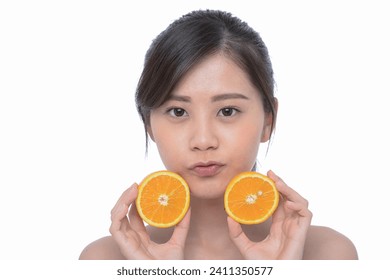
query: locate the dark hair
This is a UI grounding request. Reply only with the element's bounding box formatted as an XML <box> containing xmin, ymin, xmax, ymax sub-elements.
<box><xmin>136</xmin><ymin>10</ymin><xmax>276</xmax><ymax>152</ymax></box>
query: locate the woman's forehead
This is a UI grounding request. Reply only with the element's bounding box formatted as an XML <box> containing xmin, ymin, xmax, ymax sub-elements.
<box><xmin>170</xmin><ymin>54</ymin><xmax>259</xmax><ymax>97</ymax></box>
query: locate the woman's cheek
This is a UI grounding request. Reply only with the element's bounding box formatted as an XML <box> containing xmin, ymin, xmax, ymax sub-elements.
<box><xmin>155</xmin><ymin>130</ymin><xmax>188</xmax><ymax>169</ymax></box>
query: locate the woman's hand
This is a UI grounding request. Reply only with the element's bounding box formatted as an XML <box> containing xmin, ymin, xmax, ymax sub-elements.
<box><xmin>227</xmin><ymin>170</ymin><xmax>312</xmax><ymax>259</ymax></box>
<box><xmin>109</xmin><ymin>183</ymin><xmax>191</xmax><ymax>259</ymax></box>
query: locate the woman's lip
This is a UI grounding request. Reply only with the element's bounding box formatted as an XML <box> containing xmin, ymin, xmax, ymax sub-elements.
<box><xmin>190</xmin><ymin>162</ymin><xmax>224</xmax><ymax>177</ymax></box>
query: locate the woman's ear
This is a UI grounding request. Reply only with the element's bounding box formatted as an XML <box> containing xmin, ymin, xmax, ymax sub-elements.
<box><xmin>261</xmin><ymin>97</ymin><xmax>278</xmax><ymax>143</ymax></box>
<box><xmin>147</xmin><ymin>125</ymin><xmax>155</xmax><ymax>142</ymax></box>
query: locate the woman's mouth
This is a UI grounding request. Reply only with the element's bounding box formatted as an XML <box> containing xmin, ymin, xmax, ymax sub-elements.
<box><xmin>190</xmin><ymin>162</ymin><xmax>225</xmax><ymax>177</ymax></box>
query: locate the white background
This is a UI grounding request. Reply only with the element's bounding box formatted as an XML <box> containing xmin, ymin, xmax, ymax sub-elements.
<box><xmin>0</xmin><ymin>0</ymin><xmax>389</xmax><ymax>260</ymax></box>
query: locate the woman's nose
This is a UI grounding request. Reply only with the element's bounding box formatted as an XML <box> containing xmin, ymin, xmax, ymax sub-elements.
<box><xmin>189</xmin><ymin>118</ymin><xmax>219</xmax><ymax>151</ymax></box>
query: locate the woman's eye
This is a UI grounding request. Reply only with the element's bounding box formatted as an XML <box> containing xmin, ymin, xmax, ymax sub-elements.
<box><xmin>168</xmin><ymin>108</ymin><xmax>187</xmax><ymax>117</ymax></box>
<box><xmin>218</xmin><ymin>107</ymin><xmax>238</xmax><ymax>117</ymax></box>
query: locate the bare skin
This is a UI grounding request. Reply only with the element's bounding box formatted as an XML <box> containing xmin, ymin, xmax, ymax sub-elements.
<box><xmin>79</xmin><ymin>173</ymin><xmax>357</xmax><ymax>260</ymax></box>
<box><xmin>79</xmin><ymin>225</ymin><xmax>358</xmax><ymax>260</ymax></box>
<box><xmin>79</xmin><ymin>181</ymin><xmax>357</xmax><ymax>260</ymax></box>
<box><xmin>79</xmin><ymin>53</ymin><xmax>358</xmax><ymax>260</ymax></box>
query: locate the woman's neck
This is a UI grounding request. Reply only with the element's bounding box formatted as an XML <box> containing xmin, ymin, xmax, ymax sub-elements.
<box><xmin>147</xmin><ymin>195</ymin><xmax>272</xmax><ymax>259</ymax></box>
<box><xmin>184</xmin><ymin>196</ymin><xmax>237</xmax><ymax>259</ymax></box>
<box><xmin>183</xmin><ymin>196</ymin><xmax>271</xmax><ymax>259</ymax></box>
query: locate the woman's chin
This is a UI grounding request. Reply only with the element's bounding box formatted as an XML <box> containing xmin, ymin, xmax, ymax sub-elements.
<box><xmin>188</xmin><ymin>185</ymin><xmax>226</xmax><ymax>201</ymax></box>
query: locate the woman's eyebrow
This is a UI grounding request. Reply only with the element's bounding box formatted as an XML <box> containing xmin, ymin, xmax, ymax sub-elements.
<box><xmin>169</xmin><ymin>95</ymin><xmax>191</xmax><ymax>102</ymax></box>
<box><xmin>211</xmin><ymin>93</ymin><xmax>250</xmax><ymax>102</ymax></box>
<box><xmin>168</xmin><ymin>93</ymin><xmax>249</xmax><ymax>103</ymax></box>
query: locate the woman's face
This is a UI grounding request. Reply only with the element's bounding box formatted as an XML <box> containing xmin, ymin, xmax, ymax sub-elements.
<box><xmin>149</xmin><ymin>53</ymin><xmax>272</xmax><ymax>199</ymax></box>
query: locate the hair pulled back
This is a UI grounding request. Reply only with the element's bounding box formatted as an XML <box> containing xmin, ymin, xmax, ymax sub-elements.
<box><xmin>136</xmin><ymin>10</ymin><xmax>276</xmax><ymax>150</ymax></box>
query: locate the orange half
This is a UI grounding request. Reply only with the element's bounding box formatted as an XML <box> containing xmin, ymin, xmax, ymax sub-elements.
<box><xmin>224</xmin><ymin>171</ymin><xmax>279</xmax><ymax>224</ymax></box>
<box><xmin>136</xmin><ymin>170</ymin><xmax>190</xmax><ymax>228</ymax></box>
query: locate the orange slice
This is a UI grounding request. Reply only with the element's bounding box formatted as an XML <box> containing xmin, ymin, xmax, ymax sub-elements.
<box><xmin>224</xmin><ymin>171</ymin><xmax>279</xmax><ymax>224</ymax></box>
<box><xmin>136</xmin><ymin>170</ymin><xmax>190</xmax><ymax>228</ymax></box>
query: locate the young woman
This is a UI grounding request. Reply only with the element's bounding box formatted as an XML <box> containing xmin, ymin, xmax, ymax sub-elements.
<box><xmin>80</xmin><ymin>10</ymin><xmax>358</xmax><ymax>260</ymax></box>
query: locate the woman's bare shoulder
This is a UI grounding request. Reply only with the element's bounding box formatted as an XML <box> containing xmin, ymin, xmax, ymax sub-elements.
<box><xmin>79</xmin><ymin>236</ymin><xmax>125</xmax><ymax>260</ymax></box>
<box><xmin>303</xmin><ymin>225</ymin><xmax>358</xmax><ymax>260</ymax></box>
